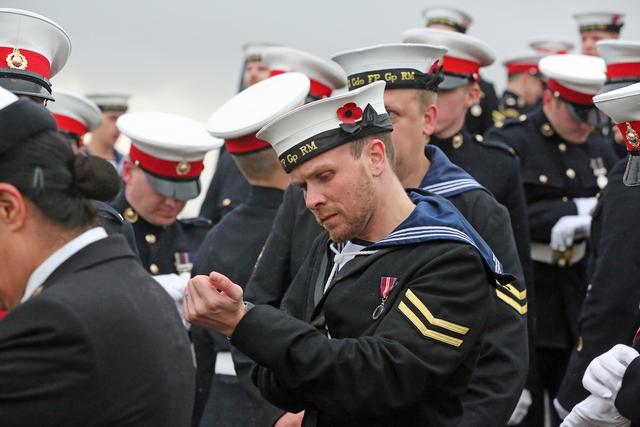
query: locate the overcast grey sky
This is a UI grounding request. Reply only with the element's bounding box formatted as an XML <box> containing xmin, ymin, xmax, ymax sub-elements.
<box><xmin>8</xmin><ymin>0</ymin><xmax>640</xmax><ymax>215</ymax></box>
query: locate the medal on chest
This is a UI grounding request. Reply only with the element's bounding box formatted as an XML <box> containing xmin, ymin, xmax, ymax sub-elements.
<box><xmin>372</xmin><ymin>276</ymin><xmax>398</xmax><ymax>320</ymax></box>
<box><xmin>590</xmin><ymin>157</ymin><xmax>608</xmax><ymax>189</ymax></box>
<box><xmin>174</xmin><ymin>252</ymin><xmax>193</xmax><ymax>274</ymax></box>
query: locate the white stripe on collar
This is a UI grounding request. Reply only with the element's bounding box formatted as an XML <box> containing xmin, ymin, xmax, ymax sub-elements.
<box><xmin>22</xmin><ymin>227</ymin><xmax>108</xmax><ymax>303</ymax></box>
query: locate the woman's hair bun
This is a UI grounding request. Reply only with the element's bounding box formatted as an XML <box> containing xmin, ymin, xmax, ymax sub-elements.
<box><xmin>73</xmin><ymin>155</ymin><xmax>121</xmax><ymax>202</ymax></box>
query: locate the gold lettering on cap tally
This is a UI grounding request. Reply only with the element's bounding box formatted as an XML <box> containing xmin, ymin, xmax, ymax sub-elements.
<box><xmin>384</xmin><ymin>72</ymin><xmax>398</xmax><ymax>84</ymax></box>
<box><xmin>401</xmin><ymin>71</ymin><xmax>416</xmax><ymax>81</ymax></box>
<box><xmin>299</xmin><ymin>141</ymin><xmax>318</xmax><ymax>156</ymax></box>
<box><xmin>350</xmin><ymin>75</ymin><xmax>365</xmax><ymax>88</ymax></box>
<box><xmin>6</xmin><ymin>48</ymin><xmax>27</xmax><ymax>70</ymax></box>
<box><xmin>367</xmin><ymin>73</ymin><xmax>381</xmax><ymax>84</ymax></box>
<box><xmin>286</xmin><ymin>153</ymin><xmax>299</xmax><ymax>164</ymax></box>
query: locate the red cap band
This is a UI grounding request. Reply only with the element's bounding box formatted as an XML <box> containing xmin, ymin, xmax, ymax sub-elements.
<box><xmin>0</xmin><ymin>310</ymin><xmax>6</xmax><ymax>320</ymax></box>
<box><xmin>617</xmin><ymin>121</ymin><xmax>640</xmax><ymax>152</ymax></box>
<box><xmin>129</xmin><ymin>144</ymin><xmax>204</xmax><ymax>178</ymax></box>
<box><xmin>270</xmin><ymin>69</ymin><xmax>332</xmax><ymax>98</ymax></box>
<box><xmin>443</xmin><ymin>56</ymin><xmax>480</xmax><ymax>81</ymax></box>
<box><xmin>607</xmin><ymin>62</ymin><xmax>640</xmax><ymax>80</ymax></box>
<box><xmin>547</xmin><ymin>79</ymin><xmax>594</xmax><ymax>105</ymax></box>
<box><xmin>53</xmin><ymin>113</ymin><xmax>88</xmax><ymax>138</ymax></box>
<box><xmin>0</xmin><ymin>46</ymin><xmax>51</xmax><ymax>79</ymax></box>
<box><xmin>506</xmin><ymin>64</ymin><xmax>540</xmax><ymax>75</ymax></box>
<box><xmin>224</xmin><ymin>133</ymin><xmax>271</xmax><ymax>154</ymax></box>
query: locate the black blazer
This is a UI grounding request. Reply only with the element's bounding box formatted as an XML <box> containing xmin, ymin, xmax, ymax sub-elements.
<box><xmin>0</xmin><ymin>234</ymin><xmax>195</xmax><ymax>427</ymax></box>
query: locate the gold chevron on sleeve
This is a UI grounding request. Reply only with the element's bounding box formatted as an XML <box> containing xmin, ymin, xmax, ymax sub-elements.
<box><xmin>405</xmin><ymin>289</ymin><xmax>469</xmax><ymax>335</ymax></box>
<box><xmin>498</xmin><ymin>282</ymin><xmax>527</xmax><ymax>301</ymax></box>
<box><xmin>398</xmin><ymin>302</ymin><xmax>463</xmax><ymax>348</ymax></box>
<box><xmin>495</xmin><ymin>289</ymin><xmax>528</xmax><ymax>315</ymax></box>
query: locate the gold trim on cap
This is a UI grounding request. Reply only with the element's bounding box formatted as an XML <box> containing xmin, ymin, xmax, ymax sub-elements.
<box><xmin>176</xmin><ymin>161</ymin><xmax>191</xmax><ymax>175</ymax></box>
<box><xmin>6</xmin><ymin>48</ymin><xmax>27</xmax><ymax>70</ymax></box>
<box><xmin>626</xmin><ymin>122</ymin><xmax>640</xmax><ymax>148</ymax></box>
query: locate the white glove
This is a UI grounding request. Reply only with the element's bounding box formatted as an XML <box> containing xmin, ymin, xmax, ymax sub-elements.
<box><xmin>560</xmin><ymin>395</ymin><xmax>630</xmax><ymax>427</ymax></box>
<box><xmin>507</xmin><ymin>389</ymin><xmax>532</xmax><ymax>425</ymax></box>
<box><xmin>153</xmin><ymin>273</ymin><xmax>190</xmax><ymax>328</ymax></box>
<box><xmin>583</xmin><ymin>344</ymin><xmax>640</xmax><ymax>400</ymax></box>
<box><xmin>550</xmin><ymin>215</ymin><xmax>592</xmax><ymax>251</ymax></box>
<box><xmin>554</xmin><ymin>398</ymin><xmax>570</xmax><ymax>420</ymax></box>
<box><xmin>574</xmin><ymin>197</ymin><xmax>598</xmax><ymax>216</ymax></box>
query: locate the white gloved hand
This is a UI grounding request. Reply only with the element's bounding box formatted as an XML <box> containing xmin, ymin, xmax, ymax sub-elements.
<box><xmin>560</xmin><ymin>395</ymin><xmax>631</xmax><ymax>427</ymax></box>
<box><xmin>550</xmin><ymin>215</ymin><xmax>592</xmax><ymax>251</ymax></box>
<box><xmin>583</xmin><ymin>344</ymin><xmax>640</xmax><ymax>400</ymax></box>
<box><xmin>574</xmin><ymin>197</ymin><xmax>598</xmax><ymax>216</ymax></box>
<box><xmin>507</xmin><ymin>389</ymin><xmax>532</xmax><ymax>425</ymax></box>
<box><xmin>153</xmin><ymin>273</ymin><xmax>190</xmax><ymax>328</ymax></box>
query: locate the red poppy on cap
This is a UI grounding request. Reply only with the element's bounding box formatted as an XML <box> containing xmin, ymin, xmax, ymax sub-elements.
<box><xmin>336</xmin><ymin>102</ymin><xmax>362</xmax><ymax>124</ymax></box>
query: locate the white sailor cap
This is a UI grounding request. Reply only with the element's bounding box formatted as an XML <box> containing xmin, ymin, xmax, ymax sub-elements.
<box><xmin>593</xmin><ymin>82</ymin><xmax>640</xmax><ymax>185</ymax></box>
<box><xmin>242</xmin><ymin>42</ymin><xmax>280</xmax><ymax>62</ymax></box>
<box><xmin>86</xmin><ymin>93</ymin><xmax>130</xmax><ymax>112</ymax></box>
<box><xmin>0</xmin><ymin>85</ymin><xmax>17</xmax><ymax>110</ymax></box>
<box><xmin>574</xmin><ymin>12</ymin><xmax>624</xmax><ymax>34</ymax></box>
<box><xmin>539</xmin><ymin>54</ymin><xmax>605</xmax><ymax>105</ymax></box>
<box><xmin>421</xmin><ymin>6</ymin><xmax>473</xmax><ymax>33</ymax></box>
<box><xmin>262</xmin><ymin>47</ymin><xmax>346</xmax><ymax>100</ymax></box>
<box><xmin>0</xmin><ymin>8</ymin><xmax>71</xmax><ymax>101</ymax></box>
<box><xmin>207</xmin><ymin>72</ymin><xmax>310</xmax><ymax>154</ymax></box>
<box><xmin>47</xmin><ymin>90</ymin><xmax>102</xmax><ymax>143</ymax></box>
<box><xmin>401</xmin><ymin>28</ymin><xmax>494</xmax><ymax>90</ymax></box>
<box><xmin>117</xmin><ymin>112</ymin><xmax>223</xmax><ymax>200</ymax></box>
<box><xmin>257</xmin><ymin>80</ymin><xmax>392</xmax><ymax>173</ymax></box>
<box><xmin>331</xmin><ymin>43</ymin><xmax>447</xmax><ymax>92</ymax></box>
<box><xmin>503</xmin><ymin>53</ymin><xmax>546</xmax><ymax>76</ymax></box>
<box><xmin>529</xmin><ymin>39</ymin><xmax>574</xmax><ymax>55</ymax></box>
<box><xmin>597</xmin><ymin>40</ymin><xmax>640</xmax><ymax>92</ymax></box>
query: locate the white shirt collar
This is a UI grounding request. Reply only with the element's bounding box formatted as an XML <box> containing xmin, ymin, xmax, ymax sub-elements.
<box><xmin>21</xmin><ymin>227</ymin><xmax>108</xmax><ymax>303</ymax></box>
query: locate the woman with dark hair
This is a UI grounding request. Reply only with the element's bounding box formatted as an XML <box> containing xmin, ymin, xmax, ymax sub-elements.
<box><xmin>0</xmin><ymin>92</ymin><xmax>195</xmax><ymax>426</ymax></box>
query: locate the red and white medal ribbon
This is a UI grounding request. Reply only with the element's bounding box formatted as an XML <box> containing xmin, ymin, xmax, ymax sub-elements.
<box><xmin>372</xmin><ymin>276</ymin><xmax>397</xmax><ymax>319</ymax></box>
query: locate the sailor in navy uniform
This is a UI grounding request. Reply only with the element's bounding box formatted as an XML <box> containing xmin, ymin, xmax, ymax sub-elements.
<box><xmin>199</xmin><ymin>45</ymin><xmax>346</xmax><ymax>224</ymax></box>
<box><xmin>239</xmin><ymin>44</ymin><xmax>529</xmax><ymax>426</ymax></box>
<box><xmin>111</xmin><ymin>112</ymin><xmax>222</xmax><ymax>276</ymax></box>
<box><xmin>486</xmin><ymin>54</ymin><xmax>618</xmax><ymax>426</ymax></box>
<box><xmin>186</xmin><ymin>80</ymin><xmax>517</xmax><ymax>427</ymax></box>
<box><xmin>555</xmin><ymin>81</ymin><xmax>640</xmax><ymax>416</ymax></box>
<box><xmin>191</xmin><ymin>73</ymin><xmax>311</xmax><ymax>427</ymax></box>
<box><xmin>419</xmin><ymin>6</ymin><xmax>498</xmax><ymax>136</ymax></box>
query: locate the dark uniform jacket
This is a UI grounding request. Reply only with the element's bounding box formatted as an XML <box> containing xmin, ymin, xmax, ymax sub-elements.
<box><xmin>494</xmin><ymin>90</ymin><xmax>540</xmax><ymax>124</ymax></box>
<box><xmin>233</xmin><ymin>191</ymin><xmax>511</xmax><ymax>427</ymax></box>
<box><xmin>111</xmin><ymin>192</ymin><xmax>211</xmax><ymax>275</ymax></box>
<box><xmin>465</xmin><ymin>77</ymin><xmax>500</xmax><ymax>136</ymax></box>
<box><xmin>557</xmin><ymin>159</ymin><xmax>640</xmax><ymax>409</ymax></box>
<box><xmin>191</xmin><ymin>186</ymin><xmax>284</xmax><ymax>427</ymax></box>
<box><xmin>0</xmin><ymin>235</ymin><xmax>195</xmax><ymax>426</ymax></box>
<box><xmin>199</xmin><ymin>149</ymin><xmax>251</xmax><ymax>224</ymax></box>
<box><xmin>94</xmin><ymin>200</ymin><xmax>139</xmax><ymax>256</ymax></box>
<box><xmin>241</xmin><ymin>146</ymin><xmax>529</xmax><ymax>426</ymax></box>
<box><xmin>486</xmin><ymin>107</ymin><xmax>618</xmax><ymax>349</ymax></box>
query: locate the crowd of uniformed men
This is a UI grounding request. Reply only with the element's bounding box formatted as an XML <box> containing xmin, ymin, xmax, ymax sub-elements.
<box><xmin>1</xmin><ymin>5</ymin><xmax>640</xmax><ymax>427</ymax></box>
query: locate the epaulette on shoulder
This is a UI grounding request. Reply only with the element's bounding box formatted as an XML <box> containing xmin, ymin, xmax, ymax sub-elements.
<box><xmin>180</xmin><ymin>216</ymin><xmax>213</xmax><ymax>228</ymax></box>
<box><xmin>473</xmin><ymin>134</ymin><xmax>517</xmax><ymax>157</ymax></box>
<box><xmin>94</xmin><ymin>200</ymin><xmax>125</xmax><ymax>225</ymax></box>
<box><xmin>492</xmin><ymin>113</ymin><xmax>528</xmax><ymax>131</ymax></box>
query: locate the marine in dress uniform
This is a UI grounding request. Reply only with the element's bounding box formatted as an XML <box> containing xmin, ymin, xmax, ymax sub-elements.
<box><xmin>111</xmin><ymin>112</ymin><xmax>222</xmax><ymax>276</ymax></box>
<box><xmin>46</xmin><ymin>89</ymin><xmax>139</xmax><ymax>254</ymax></box>
<box><xmin>237</xmin><ymin>44</ymin><xmax>529</xmax><ymax>426</ymax></box>
<box><xmin>496</xmin><ymin>53</ymin><xmax>546</xmax><ymax>124</ymax></box>
<box><xmin>85</xmin><ymin>94</ymin><xmax>129</xmax><ymax>174</ymax></box>
<box><xmin>556</xmin><ymin>79</ymin><xmax>640</xmax><ymax>415</ymax></box>
<box><xmin>420</xmin><ymin>6</ymin><xmax>498</xmax><ymax>136</ymax></box>
<box><xmin>0</xmin><ymin>89</ymin><xmax>194</xmax><ymax>427</ymax></box>
<box><xmin>596</xmin><ymin>40</ymin><xmax>640</xmax><ymax>159</ymax></box>
<box><xmin>186</xmin><ymin>80</ymin><xmax>515</xmax><ymax>427</ymax></box>
<box><xmin>191</xmin><ymin>73</ymin><xmax>310</xmax><ymax>427</ymax></box>
<box><xmin>486</xmin><ymin>54</ymin><xmax>618</xmax><ymax>426</ymax></box>
<box><xmin>199</xmin><ymin>46</ymin><xmax>347</xmax><ymax>224</ymax></box>
<box><xmin>0</xmin><ymin>8</ymin><xmax>70</xmax><ymax>104</ymax></box>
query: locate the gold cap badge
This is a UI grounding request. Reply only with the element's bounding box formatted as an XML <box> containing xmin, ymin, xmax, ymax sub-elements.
<box><xmin>176</xmin><ymin>161</ymin><xmax>191</xmax><ymax>175</ymax></box>
<box><xmin>625</xmin><ymin>122</ymin><xmax>640</xmax><ymax>148</ymax></box>
<box><xmin>6</xmin><ymin>48</ymin><xmax>27</xmax><ymax>70</ymax></box>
